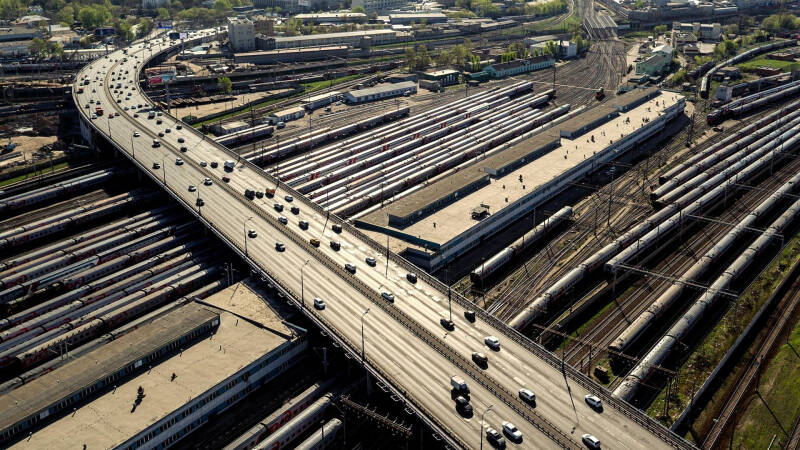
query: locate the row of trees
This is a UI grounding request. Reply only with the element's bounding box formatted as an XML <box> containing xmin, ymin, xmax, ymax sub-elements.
<box><xmin>761</xmin><ymin>13</ymin><xmax>800</xmax><ymax>32</ymax></box>
<box><xmin>523</xmin><ymin>0</ymin><xmax>568</xmax><ymax>17</ymax></box>
<box><xmin>27</xmin><ymin>36</ymin><xmax>63</xmax><ymax>58</ymax></box>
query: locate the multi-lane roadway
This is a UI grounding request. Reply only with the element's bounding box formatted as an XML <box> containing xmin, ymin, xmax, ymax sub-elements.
<box><xmin>72</xmin><ymin>29</ymin><xmax>691</xmax><ymax>449</ymax></box>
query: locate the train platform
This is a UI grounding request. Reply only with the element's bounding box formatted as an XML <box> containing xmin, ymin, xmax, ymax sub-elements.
<box><xmin>7</xmin><ymin>283</ymin><xmax>305</xmax><ymax>450</ymax></box>
<box><xmin>357</xmin><ymin>88</ymin><xmax>685</xmax><ymax>269</ymax></box>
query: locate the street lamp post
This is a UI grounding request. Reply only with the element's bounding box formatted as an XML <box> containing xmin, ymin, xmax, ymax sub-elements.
<box><xmin>243</xmin><ymin>216</ymin><xmax>254</xmax><ymax>256</ymax></box>
<box><xmin>361</xmin><ymin>308</ymin><xmax>370</xmax><ymax>366</ymax></box>
<box><xmin>130</xmin><ymin>134</ymin><xmax>135</xmax><ymax>159</ymax></box>
<box><xmin>480</xmin><ymin>404</ymin><xmax>494</xmax><ymax>450</ymax></box>
<box><xmin>161</xmin><ymin>155</ymin><xmax>168</xmax><ymax>185</ymax></box>
<box><xmin>301</xmin><ymin>260</ymin><xmax>310</xmax><ymax>310</ymax></box>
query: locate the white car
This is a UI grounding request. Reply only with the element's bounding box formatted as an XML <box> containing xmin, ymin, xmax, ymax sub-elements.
<box><xmin>582</xmin><ymin>434</ymin><xmax>601</xmax><ymax>449</ymax></box>
<box><xmin>313</xmin><ymin>297</ymin><xmax>326</xmax><ymax>310</ymax></box>
<box><xmin>133</xmin><ymin>131</ymin><xmax>140</xmax><ymax>137</ymax></box>
<box><xmin>502</xmin><ymin>422</ymin><xmax>522</xmax><ymax>441</ymax></box>
<box><xmin>485</xmin><ymin>336</ymin><xmax>500</xmax><ymax>350</ymax></box>
<box><xmin>519</xmin><ymin>388</ymin><xmax>535</xmax><ymax>403</ymax></box>
<box><xmin>175</xmin><ymin>158</ymin><xmax>184</xmax><ymax>165</ymax></box>
<box><xmin>188</xmin><ymin>185</ymin><xmax>196</xmax><ymax>192</ymax></box>
<box><xmin>584</xmin><ymin>394</ymin><xmax>602</xmax><ymax>409</ymax></box>
<box><xmin>203</xmin><ymin>178</ymin><xmax>213</xmax><ymax>186</ymax></box>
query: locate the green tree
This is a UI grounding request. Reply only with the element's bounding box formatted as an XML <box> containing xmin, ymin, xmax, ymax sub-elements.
<box><xmin>137</xmin><ymin>17</ymin><xmax>154</xmax><ymax>37</ymax></box>
<box><xmin>46</xmin><ymin>40</ymin><xmax>64</xmax><ymax>59</ymax></box>
<box><xmin>436</xmin><ymin>49</ymin><xmax>453</xmax><ymax>66</ymax></box>
<box><xmin>28</xmin><ymin>37</ymin><xmax>46</xmax><ymax>59</ymax></box>
<box><xmin>404</xmin><ymin>46</ymin><xmax>416</xmax><ymax>70</ymax></box>
<box><xmin>157</xmin><ymin>7</ymin><xmax>170</xmax><ymax>18</ymax></box>
<box><xmin>351</xmin><ymin>5</ymin><xmax>365</xmax><ymax>12</ymax></box>
<box><xmin>78</xmin><ymin>4</ymin><xmax>112</xmax><ymax>28</ymax></box>
<box><xmin>56</xmin><ymin>5</ymin><xmax>75</xmax><ymax>25</ymax></box>
<box><xmin>653</xmin><ymin>24</ymin><xmax>667</xmax><ymax>34</ymax></box>
<box><xmin>0</xmin><ymin>0</ymin><xmax>25</xmax><ymax>20</ymax></box>
<box><xmin>217</xmin><ymin>77</ymin><xmax>232</xmax><ymax>93</ymax></box>
<box><xmin>508</xmin><ymin>42</ymin><xmax>528</xmax><ymax>59</ymax></box>
<box><xmin>214</xmin><ymin>0</ymin><xmax>231</xmax><ymax>12</ymax></box>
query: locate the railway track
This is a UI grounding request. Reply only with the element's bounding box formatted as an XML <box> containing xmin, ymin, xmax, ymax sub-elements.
<box><xmin>0</xmin><ymin>189</ymin><xmax>111</xmax><ymax>233</ymax></box>
<box><xmin>563</xmin><ymin>153</ymin><xmax>800</xmax><ymax>373</ymax></box>
<box><xmin>701</xmin><ymin>250</ymin><xmax>800</xmax><ymax>449</ymax></box>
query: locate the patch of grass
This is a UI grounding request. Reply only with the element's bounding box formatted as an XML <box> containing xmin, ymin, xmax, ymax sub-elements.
<box><xmin>732</xmin><ymin>320</ymin><xmax>800</xmax><ymax>448</ymax></box>
<box><xmin>737</xmin><ymin>57</ymin><xmax>800</xmax><ymax>73</ymax></box>
<box><xmin>0</xmin><ymin>162</ymin><xmax>72</xmax><ymax>187</ymax></box>
<box><xmin>644</xmin><ymin>232</ymin><xmax>800</xmax><ymax>437</ymax></box>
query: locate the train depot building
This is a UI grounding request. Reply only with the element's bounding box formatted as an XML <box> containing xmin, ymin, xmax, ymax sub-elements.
<box><xmin>0</xmin><ymin>280</ymin><xmax>307</xmax><ymax>449</ymax></box>
<box><xmin>356</xmin><ymin>88</ymin><xmax>685</xmax><ymax>270</ymax></box>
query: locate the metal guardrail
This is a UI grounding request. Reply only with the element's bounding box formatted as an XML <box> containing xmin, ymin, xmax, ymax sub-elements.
<box><xmin>78</xmin><ymin>31</ymin><xmax>694</xmax><ymax>450</ymax></box>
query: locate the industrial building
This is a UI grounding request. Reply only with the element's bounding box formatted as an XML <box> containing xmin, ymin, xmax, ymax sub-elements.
<box><xmin>672</xmin><ymin>21</ymin><xmax>722</xmax><ymax>41</ymax></box>
<box><xmin>269</xmin><ymin>105</ymin><xmax>306</xmax><ymax>123</ymax></box>
<box><xmin>350</xmin><ymin>0</ymin><xmax>408</xmax><ymax>13</ymax></box>
<box><xmin>421</xmin><ymin>69</ymin><xmax>460</xmax><ymax>87</ymax></box>
<box><xmin>356</xmin><ymin>88</ymin><xmax>685</xmax><ymax>270</ymax></box>
<box><xmin>211</xmin><ymin>120</ymin><xmax>250</xmax><ymax>136</ymax></box>
<box><xmin>228</xmin><ymin>16</ymin><xmax>255</xmax><ymax>52</ymax></box>
<box><xmin>235</xmin><ymin>45</ymin><xmax>348</xmax><ymax>64</ymax></box>
<box><xmin>482</xmin><ymin>56</ymin><xmax>555</xmax><ymax>78</ymax></box>
<box><xmin>269</xmin><ymin>29</ymin><xmax>398</xmax><ymax>49</ymax></box>
<box><xmin>635</xmin><ymin>44</ymin><xmax>673</xmax><ymax>76</ymax></box>
<box><xmin>294</xmin><ymin>12</ymin><xmax>367</xmax><ymax>24</ymax></box>
<box><xmin>302</xmin><ymin>91</ymin><xmax>343</xmax><ymax>110</ymax></box>
<box><xmin>388</xmin><ymin>13</ymin><xmax>448</xmax><ymax>25</ymax></box>
<box><xmin>530</xmin><ymin>40</ymin><xmax>577</xmax><ymax>59</ymax></box>
<box><xmin>344</xmin><ymin>81</ymin><xmax>417</xmax><ymax>103</ymax></box>
<box><xmin>0</xmin><ymin>281</ymin><xmax>307</xmax><ymax>449</ymax></box>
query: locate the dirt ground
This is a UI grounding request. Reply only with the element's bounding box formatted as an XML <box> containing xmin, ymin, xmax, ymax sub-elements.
<box><xmin>0</xmin><ymin>135</ymin><xmax>60</xmax><ymax>170</ymax></box>
<box><xmin>171</xmin><ymin>89</ymin><xmax>292</xmax><ymax>121</ymax></box>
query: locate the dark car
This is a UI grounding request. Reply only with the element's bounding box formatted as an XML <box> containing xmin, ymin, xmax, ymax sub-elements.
<box><xmin>464</xmin><ymin>310</ymin><xmax>476</xmax><ymax>322</ymax></box>
<box><xmin>472</xmin><ymin>352</ymin><xmax>488</xmax><ymax>368</ymax></box>
<box><xmin>440</xmin><ymin>318</ymin><xmax>455</xmax><ymax>330</ymax></box>
<box><xmin>455</xmin><ymin>396</ymin><xmax>473</xmax><ymax>416</ymax></box>
<box><xmin>407</xmin><ymin>273</ymin><xmax>417</xmax><ymax>283</ymax></box>
<box><xmin>486</xmin><ymin>428</ymin><xmax>506</xmax><ymax>449</ymax></box>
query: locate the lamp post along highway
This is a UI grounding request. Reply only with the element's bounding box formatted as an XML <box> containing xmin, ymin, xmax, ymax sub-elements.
<box><xmin>301</xmin><ymin>259</ymin><xmax>309</xmax><ymax>310</ymax></box>
<box><xmin>480</xmin><ymin>404</ymin><xmax>494</xmax><ymax>450</ymax></box>
<box><xmin>243</xmin><ymin>216</ymin><xmax>254</xmax><ymax>256</ymax></box>
<box><xmin>361</xmin><ymin>308</ymin><xmax>370</xmax><ymax>366</ymax></box>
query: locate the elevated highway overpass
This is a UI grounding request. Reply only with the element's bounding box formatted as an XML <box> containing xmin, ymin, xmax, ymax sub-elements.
<box><xmin>73</xmin><ymin>29</ymin><xmax>694</xmax><ymax>450</ymax></box>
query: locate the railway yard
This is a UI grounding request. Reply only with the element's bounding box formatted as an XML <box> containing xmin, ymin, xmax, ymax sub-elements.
<box><xmin>2</xmin><ymin>8</ymin><xmax>800</xmax><ymax>449</ymax></box>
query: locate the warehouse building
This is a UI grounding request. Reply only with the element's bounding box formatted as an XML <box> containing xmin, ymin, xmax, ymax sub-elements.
<box><xmin>356</xmin><ymin>88</ymin><xmax>685</xmax><ymax>269</ymax></box>
<box><xmin>344</xmin><ymin>81</ymin><xmax>417</xmax><ymax>103</ymax></box>
<box><xmin>271</xmin><ymin>29</ymin><xmax>397</xmax><ymax>49</ymax></box>
<box><xmin>269</xmin><ymin>105</ymin><xmax>306</xmax><ymax>123</ymax></box>
<box><xmin>302</xmin><ymin>91</ymin><xmax>343</xmax><ymax>110</ymax></box>
<box><xmin>635</xmin><ymin>44</ymin><xmax>673</xmax><ymax>76</ymax></box>
<box><xmin>351</xmin><ymin>0</ymin><xmax>408</xmax><ymax>13</ymax></box>
<box><xmin>211</xmin><ymin>120</ymin><xmax>250</xmax><ymax>136</ymax></box>
<box><xmin>421</xmin><ymin>69</ymin><xmax>460</xmax><ymax>87</ymax></box>
<box><xmin>388</xmin><ymin>13</ymin><xmax>448</xmax><ymax>24</ymax></box>
<box><xmin>236</xmin><ymin>45</ymin><xmax>348</xmax><ymax>64</ymax></box>
<box><xmin>482</xmin><ymin>56</ymin><xmax>555</xmax><ymax>78</ymax></box>
<box><xmin>1</xmin><ymin>281</ymin><xmax>307</xmax><ymax>449</ymax></box>
<box><xmin>294</xmin><ymin>12</ymin><xmax>367</xmax><ymax>23</ymax></box>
